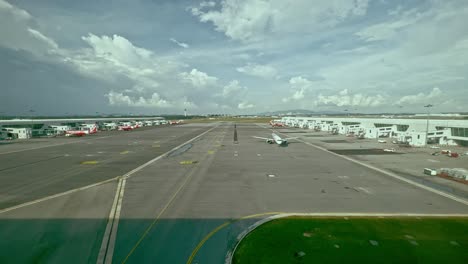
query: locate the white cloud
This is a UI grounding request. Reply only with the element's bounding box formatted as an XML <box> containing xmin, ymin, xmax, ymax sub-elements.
<box><xmin>282</xmin><ymin>76</ymin><xmax>312</xmax><ymax>102</ymax></box>
<box><xmin>27</xmin><ymin>28</ymin><xmax>59</xmax><ymax>50</ymax></box>
<box><xmin>0</xmin><ymin>0</ymin><xmax>59</xmax><ymax>55</ymax></box>
<box><xmin>315</xmin><ymin>89</ymin><xmax>386</xmax><ymax>107</ymax></box>
<box><xmin>81</xmin><ymin>34</ymin><xmax>153</xmax><ymax>66</ymax></box>
<box><xmin>0</xmin><ymin>0</ymin><xmax>31</xmax><ymax>20</ymax></box>
<box><xmin>395</xmin><ymin>87</ymin><xmax>442</xmax><ymax>105</ymax></box>
<box><xmin>183</xmin><ymin>99</ymin><xmax>198</xmax><ymax>109</ymax></box>
<box><xmin>170</xmin><ymin>38</ymin><xmax>189</xmax><ymax>48</ymax></box>
<box><xmin>107</xmin><ymin>91</ymin><xmax>172</xmax><ymax>108</ymax></box>
<box><xmin>238</xmin><ymin>101</ymin><xmax>254</xmax><ymax>109</ymax></box>
<box><xmin>214</xmin><ymin>80</ymin><xmax>255</xmax><ymax>110</ymax></box>
<box><xmin>107</xmin><ymin>91</ymin><xmax>132</xmax><ymax>105</ymax></box>
<box><xmin>311</xmin><ymin>1</ymin><xmax>468</xmax><ymax>112</ymax></box>
<box><xmin>282</xmin><ymin>89</ymin><xmax>305</xmax><ymax>102</ymax></box>
<box><xmin>3</xmin><ymin>0</ymin><xmax>468</xmax><ymax>114</ymax></box>
<box><xmin>356</xmin><ymin>8</ymin><xmax>425</xmax><ymax>42</ymax></box>
<box><xmin>236</xmin><ymin>63</ymin><xmax>277</xmax><ymax>78</ymax></box>
<box><xmin>179</xmin><ymin>68</ymin><xmax>218</xmax><ymax>88</ymax></box>
<box><xmin>191</xmin><ymin>0</ymin><xmax>370</xmax><ymax>42</ymax></box>
<box><xmin>221</xmin><ymin>80</ymin><xmax>246</xmax><ymax>98</ymax></box>
<box><xmin>289</xmin><ymin>76</ymin><xmax>312</xmax><ymax>89</ymax></box>
<box><xmin>200</xmin><ymin>1</ymin><xmax>216</xmax><ymax>8</ymax></box>
<box><xmin>73</xmin><ymin>33</ymin><xmax>187</xmax><ymax>89</ymax></box>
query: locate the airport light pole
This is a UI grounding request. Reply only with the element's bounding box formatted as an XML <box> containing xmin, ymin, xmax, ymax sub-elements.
<box><xmin>424</xmin><ymin>104</ymin><xmax>433</xmax><ymax>147</ymax></box>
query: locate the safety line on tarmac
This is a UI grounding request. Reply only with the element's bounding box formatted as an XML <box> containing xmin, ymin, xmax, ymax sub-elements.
<box><xmin>97</xmin><ymin>177</ymin><xmax>126</xmax><ymax>264</ymax></box>
<box><xmin>0</xmin><ymin>176</ymin><xmax>119</xmax><ymax>214</ymax></box>
<box><xmin>267</xmin><ymin>126</ymin><xmax>468</xmax><ymax>207</ymax></box>
<box><xmin>0</xmin><ymin>136</ymin><xmax>112</xmax><ymax>155</ymax></box>
<box><xmin>99</xmin><ymin>125</ymin><xmax>218</xmax><ymax>264</ymax></box>
<box><xmin>187</xmin><ymin>212</ymin><xmax>283</xmax><ymax>264</ymax></box>
<box><xmin>186</xmin><ymin>211</ymin><xmax>468</xmax><ymax>264</ymax></box>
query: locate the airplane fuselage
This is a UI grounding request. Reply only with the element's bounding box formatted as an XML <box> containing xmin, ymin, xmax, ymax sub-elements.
<box><xmin>272</xmin><ymin>133</ymin><xmax>287</xmax><ymax>145</ymax></box>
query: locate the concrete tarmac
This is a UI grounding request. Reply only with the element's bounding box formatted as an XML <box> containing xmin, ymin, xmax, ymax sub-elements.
<box><xmin>0</xmin><ymin>182</ymin><xmax>116</xmax><ymax>263</ymax></box>
<box><xmin>0</xmin><ymin>124</ymin><xmax>212</xmax><ymax>264</ymax></box>
<box><xmin>0</xmin><ymin>125</ymin><xmax>211</xmax><ymax>209</ymax></box>
<box><xmin>110</xmin><ymin>123</ymin><xmax>468</xmax><ymax>264</ymax></box>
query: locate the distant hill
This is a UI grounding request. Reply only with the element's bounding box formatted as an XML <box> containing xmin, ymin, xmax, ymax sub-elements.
<box><xmin>257</xmin><ymin>109</ymin><xmax>342</xmax><ymax>116</ymax></box>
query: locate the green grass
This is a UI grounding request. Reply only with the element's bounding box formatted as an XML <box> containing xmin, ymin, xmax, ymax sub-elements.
<box><xmin>233</xmin><ymin>216</ymin><xmax>468</xmax><ymax>264</ymax></box>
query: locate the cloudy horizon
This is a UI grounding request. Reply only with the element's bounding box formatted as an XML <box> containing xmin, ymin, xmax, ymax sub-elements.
<box><xmin>1</xmin><ymin>0</ymin><xmax>467</xmax><ymax>116</ymax></box>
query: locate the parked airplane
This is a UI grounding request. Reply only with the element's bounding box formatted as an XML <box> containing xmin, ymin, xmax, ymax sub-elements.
<box><xmin>269</xmin><ymin>120</ymin><xmax>285</xmax><ymax>127</ymax></box>
<box><xmin>80</xmin><ymin>124</ymin><xmax>98</xmax><ymax>134</ymax></box>
<box><xmin>118</xmin><ymin>125</ymin><xmax>133</xmax><ymax>131</ymax></box>
<box><xmin>65</xmin><ymin>130</ymin><xmax>87</xmax><ymax>137</ymax></box>
<box><xmin>253</xmin><ymin>133</ymin><xmax>298</xmax><ymax>146</ymax></box>
<box><xmin>118</xmin><ymin>122</ymin><xmax>135</xmax><ymax>131</ymax></box>
<box><xmin>65</xmin><ymin>125</ymin><xmax>97</xmax><ymax>136</ymax></box>
<box><xmin>169</xmin><ymin>120</ymin><xmax>183</xmax><ymax>125</ymax></box>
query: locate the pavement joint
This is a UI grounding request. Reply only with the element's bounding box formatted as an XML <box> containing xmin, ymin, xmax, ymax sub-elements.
<box><xmin>122</xmin><ymin>126</ymin><xmax>221</xmax><ymax>264</ymax></box>
<box><xmin>100</xmin><ymin>125</ymin><xmax>218</xmax><ymax>264</ymax></box>
<box><xmin>267</xmin><ymin>126</ymin><xmax>468</xmax><ymax>207</ymax></box>
<box><xmin>0</xmin><ymin>136</ymin><xmax>112</xmax><ymax>155</ymax></box>
<box><xmin>0</xmin><ymin>176</ymin><xmax>119</xmax><ymax>214</ymax></box>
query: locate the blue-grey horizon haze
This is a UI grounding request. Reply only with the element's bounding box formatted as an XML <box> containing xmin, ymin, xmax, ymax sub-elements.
<box><xmin>1</xmin><ymin>0</ymin><xmax>467</xmax><ymax>115</ymax></box>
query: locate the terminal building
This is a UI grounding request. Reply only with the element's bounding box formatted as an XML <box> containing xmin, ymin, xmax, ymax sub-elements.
<box><xmin>280</xmin><ymin>117</ymin><xmax>468</xmax><ymax>147</ymax></box>
<box><xmin>0</xmin><ymin>117</ymin><xmax>165</xmax><ymax>140</ymax></box>
<box><xmin>0</xmin><ymin>127</ymin><xmax>33</xmax><ymax>139</ymax></box>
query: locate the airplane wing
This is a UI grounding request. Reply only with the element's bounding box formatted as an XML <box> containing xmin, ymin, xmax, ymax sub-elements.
<box><xmin>284</xmin><ymin>137</ymin><xmax>299</xmax><ymax>140</ymax></box>
<box><xmin>252</xmin><ymin>136</ymin><xmax>272</xmax><ymax>140</ymax></box>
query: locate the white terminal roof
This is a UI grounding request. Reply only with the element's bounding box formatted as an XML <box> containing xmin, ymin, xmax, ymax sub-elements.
<box><xmin>281</xmin><ymin>117</ymin><xmax>468</xmax><ymax>128</ymax></box>
<box><xmin>0</xmin><ymin>117</ymin><xmax>164</xmax><ymax>125</ymax></box>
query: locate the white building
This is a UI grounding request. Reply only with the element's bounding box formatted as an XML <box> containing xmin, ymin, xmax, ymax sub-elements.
<box><xmin>281</xmin><ymin>117</ymin><xmax>468</xmax><ymax>147</ymax></box>
<box><xmin>102</xmin><ymin>122</ymin><xmax>117</xmax><ymax>130</ymax></box>
<box><xmin>1</xmin><ymin>127</ymin><xmax>32</xmax><ymax>139</ymax></box>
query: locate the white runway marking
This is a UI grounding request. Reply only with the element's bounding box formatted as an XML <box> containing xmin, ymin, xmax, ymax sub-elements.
<box><xmin>98</xmin><ymin>125</ymin><xmax>218</xmax><ymax>264</ymax></box>
<box><xmin>0</xmin><ymin>177</ymin><xmax>119</xmax><ymax>214</ymax></box>
<box><xmin>266</xmin><ymin>126</ymin><xmax>468</xmax><ymax>207</ymax></box>
<box><xmin>97</xmin><ymin>177</ymin><xmax>126</xmax><ymax>264</ymax></box>
<box><xmin>0</xmin><ymin>136</ymin><xmax>111</xmax><ymax>155</ymax></box>
<box><xmin>357</xmin><ymin>187</ymin><xmax>374</xmax><ymax>195</ymax></box>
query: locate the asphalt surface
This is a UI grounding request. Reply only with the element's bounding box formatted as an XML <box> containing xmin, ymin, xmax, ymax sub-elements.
<box><xmin>0</xmin><ymin>125</ymin><xmax>211</xmax><ymax>209</ymax></box>
<box><xmin>1</xmin><ymin>123</ymin><xmax>467</xmax><ymax>264</ymax></box>
<box><xmin>0</xmin><ymin>124</ymin><xmax>212</xmax><ymax>264</ymax></box>
<box><xmin>111</xmin><ymin>123</ymin><xmax>468</xmax><ymax>264</ymax></box>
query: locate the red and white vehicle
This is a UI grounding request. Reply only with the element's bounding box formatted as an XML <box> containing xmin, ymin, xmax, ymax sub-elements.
<box><xmin>80</xmin><ymin>124</ymin><xmax>98</xmax><ymax>134</ymax></box>
<box><xmin>270</xmin><ymin>120</ymin><xmax>285</xmax><ymax>127</ymax></box>
<box><xmin>169</xmin><ymin>120</ymin><xmax>184</xmax><ymax>125</ymax></box>
<box><xmin>65</xmin><ymin>130</ymin><xmax>87</xmax><ymax>137</ymax></box>
<box><xmin>65</xmin><ymin>124</ymin><xmax>97</xmax><ymax>137</ymax></box>
<box><xmin>118</xmin><ymin>126</ymin><xmax>133</xmax><ymax>131</ymax></box>
<box><xmin>118</xmin><ymin>122</ymin><xmax>134</xmax><ymax>131</ymax></box>
<box><xmin>134</xmin><ymin>121</ymin><xmax>144</xmax><ymax>128</ymax></box>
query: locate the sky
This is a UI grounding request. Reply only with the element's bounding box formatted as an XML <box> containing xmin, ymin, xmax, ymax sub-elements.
<box><xmin>1</xmin><ymin>0</ymin><xmax>467</xmax><ymax>115</ymax></box>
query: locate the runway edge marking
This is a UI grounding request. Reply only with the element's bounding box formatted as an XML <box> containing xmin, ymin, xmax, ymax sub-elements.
<box><xmin>266</xmin><ymin>125</ymin><xmax>468</xmax><ymax>206</ymax></box>
<box><xmin>0</xmin><ymin>136</ymin><xmax>111</xmax><ymax>155</ymax></box>
<box><xmin>0</xmin><ymin>176</ymin><xmax>119</xmax><ymax>214</ymax></box>
<box><xmin>97</xmin><ymin>178</ymin><xmax>124</xmax><ymax>264</ymax></box>
<box><xmin>99</xmin><ymin>125</ymin><xmax>218</xmax><ymax>264</ymax></box>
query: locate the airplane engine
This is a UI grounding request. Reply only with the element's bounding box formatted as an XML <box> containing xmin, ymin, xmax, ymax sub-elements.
<box><xmin>267</xmin><ymin>139</ymin><xmax>274</xmax><ymax>144</ymax></box>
